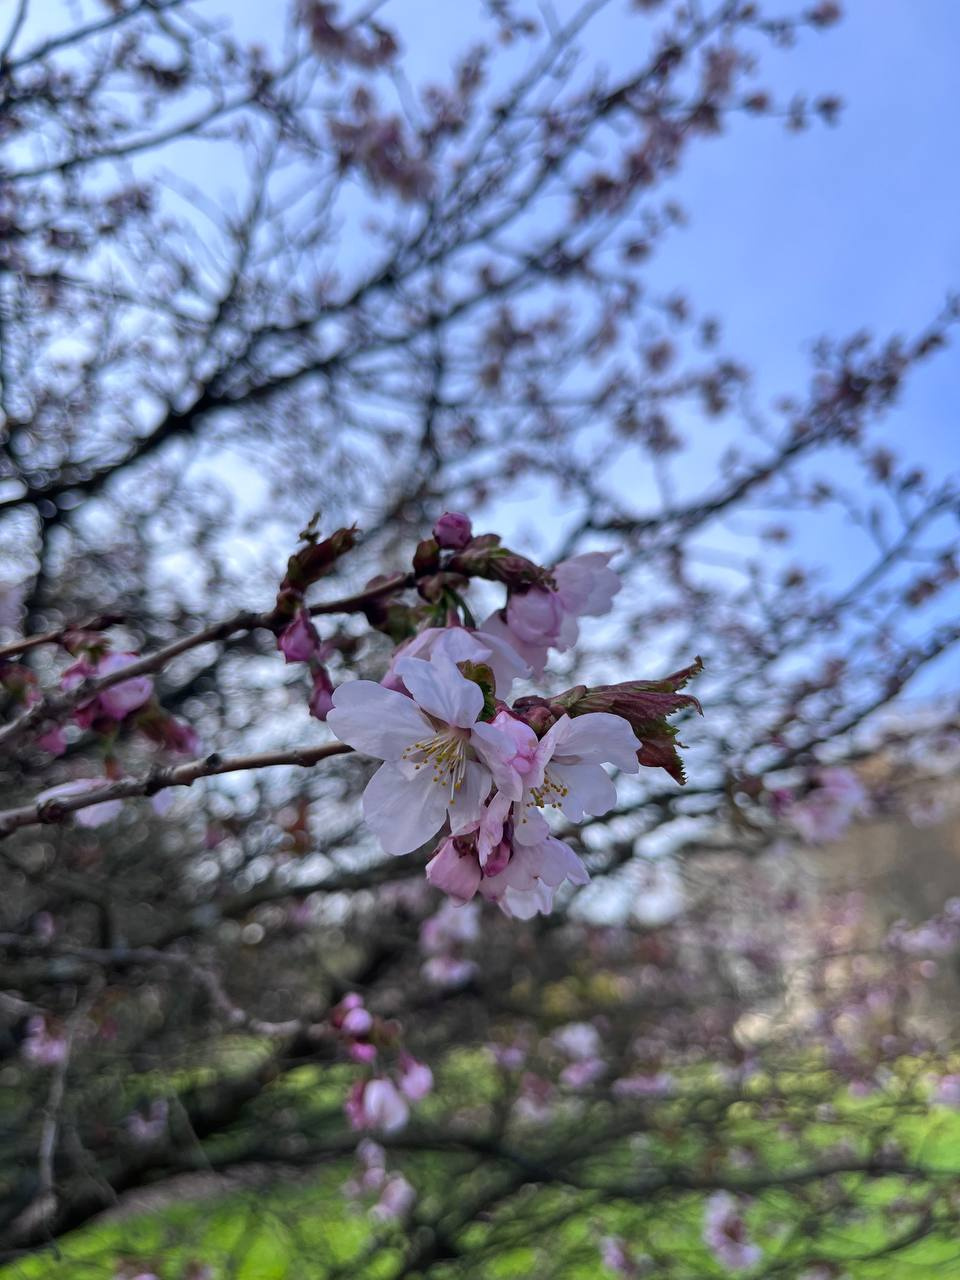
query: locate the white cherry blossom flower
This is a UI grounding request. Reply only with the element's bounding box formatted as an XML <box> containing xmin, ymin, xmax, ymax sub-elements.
<box><xmin>480</xmin><ymin>550</ymin><xmax>621</xmax><ymax>676</ymax></box>
<box><xmin>473</xmin><ymin>709</ymin><xmax>640</xmax><ymax>825</ymax></box>
<box><xmin>381</xmin><ymin>623</ymin><xmax>529</xmax><ymax>696</ymax></box>
<box><xmin>328</xmin><ymin>654</ymin><xmax>509</xmax><ymax>855</ymax></box>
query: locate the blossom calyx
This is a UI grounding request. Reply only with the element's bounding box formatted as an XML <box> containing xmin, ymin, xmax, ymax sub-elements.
<box><xmin>413</xmin><ymin>537</ymin><xmax>441</xmax><ymax>575</ymax></box>
<box><xmin>567</xmin><ymin>660</ymin><xmax>704</xmax><ymax>784</ymax></box>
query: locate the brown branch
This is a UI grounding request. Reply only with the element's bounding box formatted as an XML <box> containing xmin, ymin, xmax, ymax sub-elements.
<box><xmin>0</xmin><ymin>741</ymin><xmax>353</xmax><ymax>839</ymax></box>
<box><xmin>0</xmin><ymin>572</ymin><xmax>411</xmax><ymax>753</ymax></box>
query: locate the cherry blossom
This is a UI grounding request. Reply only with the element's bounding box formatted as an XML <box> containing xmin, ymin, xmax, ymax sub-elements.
<box><xmin>611</xmin><ymin>1072</ymin><xmax>674</xmax><ymax>1098</ymax></box>
<box><xmin>62</xmin><ymin>652</ymin><xmax>153</xmax><ymax>727</ymax></box>
<box><xmin>36</xmin><ymin>725</ymin><xmax>67</xmax><ymax>756</ymax></box>
<box><xmin>346</xmin><ymin>1077</ymin><xmax>410</xmax><ymax>1133</ymax></box>
<box><xmin>309</xmin><ymin>665</ymin><xmax>335</xmax><ymax>720</ymax></box>
<box><xmin>397</xmin><ymin>1055</ymin><xmax>433</xmax><ymax>1102</ymax></box>
<box><xmin>126</xmin><ymin>1099</ymin><xmax>169</xmax><ymax>1144</ymax></box>
<box><xmin>600</xmin><ymin>1236</ymin><xmax>647</xmax><ymax>1277</ymax></box>
<box><xmin>473</xmin><ymin>709</ymin><xmax>640</xmax><ymax>824</ymax></box>
<box><xmin>703</xmin><ymin>1192</ymin><xmax>762</xmax><ymax>1272</ymax></box>
<box><xmin>328</xmin><ymin>655</ymin><xmax>510</xmax><ymax>854</ymax></box>
<box><xmin>786</xmin><ymin>767</ymin><xmax>869</xmax><ymax>844</ymax></box>
<box><xmin>481</xmin><ymin>551</ymin><xmax>621</xmax><ymax>675</ymax></box>
<box><xmin>931</xmin><ymin>1074</ymin><xmax>960</xmax><ymax>1107</ymax></box>
<box><xmin>425</xmin><ymin>790</ymin><xmax>589</xmax><ymax>917</ymax></box>
<box><xmin>21</xmin><ymin>1016</ymin><xmax>68</xmax><ymax>1067</ymax></box>
<box><xmin>370</xmin><ymin>1173</ymin><xmax>416</xmax><ymax>1221</ymax></box>
<box><xmin>419</xmin><ymin>899</ymin><xmax>480</xmax><ymax>987</ymax></box>
<box><xmin>381</xmin><ymin>624</ymin><xmax>529</xmax><ymax>696</ymax></box>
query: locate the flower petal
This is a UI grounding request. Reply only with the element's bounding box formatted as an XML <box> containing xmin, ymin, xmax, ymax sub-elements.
<box><xmin>551</xmin><ymin>760</ymin><xmax>617</xmax><ymax>821</ymax></box>
<box><xmin>511</xmin><ymin>804</ymin><xmax>550</xmax><ymax>846</ymax></box>
<box><xmin>552</xmin><ymin>712</ymin><xmax>640</xmax><ymax>772</ymax></box>
<box><xmin>426</xmin><ymin>839</ymin><xmax>481</xmax><ymax>902</ymax></box>
<box><xmin>470</xmin><ymin>721</ymin><xmax>525</xmax><ymax>800</ymax></box>
<box><xmin>394</xmin><ymin>655</ymin><xmax>484</xmax><ymax>728</ymax></box>
<box><xmin>448</xmin><ymin>759</ymin><xmax>491</xmax><ymax>830</ymax></box>
<box><xmin>362</xmin><ymin>763</ymin><xmax>448</xmax><ymax>855</ymax></box>
<box><xmin>479</xmin><ymin>611</ymin><xmax>550</xmax><ymax>679</ymax></box>
<box><xmin>328</xmin><ymin>680</ymin><xmax>429</xmax><ymax>759</ymax></box>
<box><xmin>553</xmin><ymin>551</ymin><xmax>620</xmax><ymax>617</ymax></box>
<box><xmin>531</xmin><ymin>835</ymin><xmax>590</xmax><ymax>888</ymax></box>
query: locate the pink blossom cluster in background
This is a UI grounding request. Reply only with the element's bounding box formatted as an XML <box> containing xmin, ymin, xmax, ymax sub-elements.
<box><xmin>333</xmin><ymin>993</ymin><xmax>433</xmax><ymax>1133</ymax></box>
<box><xmin>776</xmin><ymin>767</ymin><xmax>870</xmax><ymax>845</ymax></box>
<box><xmin>702</xmin><ymin>1192</ymin><xmax>762</xmax><ymax>1272</ymax></box>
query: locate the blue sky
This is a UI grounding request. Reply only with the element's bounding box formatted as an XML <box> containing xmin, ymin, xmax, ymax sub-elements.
<box><xmin>9</xmin><ymin>1</ymin><xmax>958</xmax><ymax>685</ymax></box>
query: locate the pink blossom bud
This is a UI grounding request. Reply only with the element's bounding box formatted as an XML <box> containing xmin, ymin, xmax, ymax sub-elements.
<box><xmin>278</xmin><ymin>608</ymin><xmax>321</xmax><ymax>663</ymax></box>
<box><xmin>342</xmin><ymin>1006</ymin><xmax>374</xmax><ymax>1036</ymax></box>
<box><xmin>352</xmin><ymin>1077</ymin><xmax>409</xmax><ymax>1132</ymax></box>
<box><xmin>309</xmin><ymin>665</ymin><xmax>335</xmax><ymax>720</ymax></box>
<box><xmin>398</xmin><ymin>1056</ymin><xmax>433</xmax><ymax>1102</ymax></box>
<box><xmin>433</xmin><ymin>511</ymin><xmax>473</xmax><ymax>550</ymax></box>
<box><xmin>372</xmin><ymin>1174</ymin><xmax>416</xmax><ymax>1221</ymax></box>
<box><xmin>95</xmin><ymin>653</ymin><xmax>154</xmax><ymax>720</ymax></box>
<box><xmin>349</xmin><ymin>1041</ymin><xmax>378</xmax><ymax>1064</ymax></box>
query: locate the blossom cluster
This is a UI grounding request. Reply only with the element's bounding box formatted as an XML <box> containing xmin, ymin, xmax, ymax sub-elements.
<box><xmin>331</xmin><ymin>993</ymin><xmax>433</xmax><ymax>1134</ymax></box>
<box><xmin>320</xmin><ymin>512</ymin><xmax>701</xmax><ymax>917</ymax></box>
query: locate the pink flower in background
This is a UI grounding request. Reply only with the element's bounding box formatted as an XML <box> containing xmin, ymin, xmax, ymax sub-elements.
<box><xmin>346</xmin><ymin>1077</ymin><xmax>410</xmax><ymax>1133</ymax></box>
<box><xmin>601</xmin><ymin>1236</ymin><xmax>647</xmax><ymax>1277</ymax></box>
<box><xmin>419</xmin><ymin>899</ymin><xmax>480</xmax><ymax>987</ymax></box>
<box><xmin>561</xmin><ymin>1057</ymin><xmax>606</xmax><ymax>1088</ymax></box>
<box><xmin>703</xmin><ymin>1192</ymin><xmax>762</xmax><ymax>1271</ymax></box>
<box><xmin>398</xmin><ymin>1055</ymin><xmax>433</xmax><ymax>1102</ymax></box>
<box><xmin>342</xmin><ymin>1004</ymin><xmax>374</xmax><ymax>1037</ymax></box>
<box><xmin>37</xmin><ymin>778</ymin><xmax>123</xmax><ymax>827</ymax></box>
<box><xmin>126</xmin><ymin>1099</ymin><xmax>168</xmax><ymax>1144</ymax></box>
<box><xmin>381</xmin><ymin>624</ymin><xmax>529</xmax><ymax>696</ymax></box>
<box><xmin>328</xmin><ymin>655</ymin><xmax>511</xmax><ymax>854</ymax></box>
<box><xmin>332</xmin><ymin>993</ymin><xmax>377</xmax><ymax>1062</ymax></box>
<box><xmin>787</xmin><ymin>767</ymin><xmax>869</xmax><ymax>844</ymax></box>
<box><xmin>153</xmin><ymin>714</ymin><xmax>201</xmax><ymax>756</ymax></box>
<box><xmin>63</xmin><ymin>652</ymin><xmax>153</xmax><ymax>726</ymax></box>
<box><xmin>552</xmin><ymin>1022</ymin><xmax>602</xmax><ymax>1060</ymax></box>
<box><xmin>371</xmin><ymin>1173</ymin><xmax>416</xmax><ymax>1221</ymax></box>
<box><xmin>36</xmin><ymin>725</ymin><xmax>67</xmax><ymax>756</ymax></box>
<box><xmin>481</xmin><ymin>550</ymin><xmax>621</xmax><ymax>675</ymax></box>
<box><xmin>932</xmin><ymin>1074</ymin><xmax>960</xmax><ymax>1107</ymax></box>
<box><xmin>553</xmin><ymin>1022</ymin><xmax>605</xmax><ymax>1088</ymax></box>
<box><xmin>21</xmin><ymin>1017</ymin><xmax>68</xmax><ymax>1067</ymax></box>
<box><xmin>611</xmin><ymin>1073</ymin><xmax>674</xmax><ymax>1099</ymax></box>
<box><xmin>433</xmin><ymin>510</ymin><xmax>472</xmax><ymax>550</ymax></box>
<box><xmin>420</xmin><ymin>899</ymin><xmax>480</xmax><ymax>953</ymax></box>
<box><xmin>422</xmin><ymin>955</ymin><xmax>477</xmax><ymax>987</ymax></box>
<box><xmin>309</xmin><ymin>664</ymin><xmax>335</xmax><ymax>719</ymax></box>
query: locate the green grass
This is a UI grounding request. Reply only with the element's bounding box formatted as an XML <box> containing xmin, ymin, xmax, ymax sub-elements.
<box><xmin>5</xmin><ymin>1064</ymin><xmax>960</xmax><ymax>1280</ymax></box>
